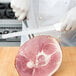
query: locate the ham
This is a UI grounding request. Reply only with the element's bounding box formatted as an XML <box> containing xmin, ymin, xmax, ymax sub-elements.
<box><xmin>15</xmin><ymin>35</ymin><xmax>62</xmax><ymax>76</ymax></box>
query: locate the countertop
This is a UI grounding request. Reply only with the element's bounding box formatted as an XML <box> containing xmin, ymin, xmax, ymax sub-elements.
<box><xmin>0</xmin><ymin>47</ymin><xmax>76</xmax><ymax>76</ymax></box>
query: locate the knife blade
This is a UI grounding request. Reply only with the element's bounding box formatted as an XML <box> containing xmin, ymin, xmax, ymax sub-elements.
<box><xmin>2</xmin><ymin>22</ymin><xmax>62</xmax><ymax>39</ymax></box>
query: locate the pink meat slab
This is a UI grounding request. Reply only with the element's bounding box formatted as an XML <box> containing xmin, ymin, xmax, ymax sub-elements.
<box><xmin>15</xmin><ymin>35</ymin><xmax>62</xmax><ymax>76</ymax></box>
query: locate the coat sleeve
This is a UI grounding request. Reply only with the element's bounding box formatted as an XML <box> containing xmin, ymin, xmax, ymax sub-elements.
<box><xmin>68</xmin><ymin>0</ymin><xmax>76</xmax><ymax>10</ymax></box>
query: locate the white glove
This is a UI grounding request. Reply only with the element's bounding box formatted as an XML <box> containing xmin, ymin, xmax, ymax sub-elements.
<box><xmin>11</xmin><ymin>0</ymin><xmax>30</xmax><ymax>21</ymax></box>
<box><xmin>61</xmin><ymin>7</ymin><xmax>76</xmax><ymax>31</ymax></box>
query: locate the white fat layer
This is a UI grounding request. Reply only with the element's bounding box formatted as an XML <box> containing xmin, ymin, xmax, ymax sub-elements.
<box><xmin>36</xmin><ymin>50</ymin><xmax>57</xmax><ymax>66</ymax></box>
<box><xmin>26</xmin><ymin>61</ymin><xmax>35</xmax><ymax>68</ymax></box>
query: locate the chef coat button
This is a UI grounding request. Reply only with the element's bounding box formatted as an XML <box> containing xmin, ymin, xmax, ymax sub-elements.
<box><xmin>65</xmin><ymin>1</ymin><xmax>68</xmax><ymax>4</ymax></box>
<box><xmin>39</xmin><ymin>16</ymin><xmax>43</xmax><ymax>20</ymax></box>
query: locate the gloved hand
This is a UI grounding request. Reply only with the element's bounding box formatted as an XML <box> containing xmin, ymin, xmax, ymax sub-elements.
<box><xmin>61</xmin><ymin>7</ymin><xmax>76</xmax><ymax>31</ymax></box>
<box><xmin>11</xmin><ymin>0</ymin><xmax>30</xmax><ymax>21</ymax></box>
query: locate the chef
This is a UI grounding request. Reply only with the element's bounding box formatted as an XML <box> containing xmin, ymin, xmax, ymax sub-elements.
<box><xmin>10</xmin><ymin>0</ymin><xmax>76</xmax><ymax>46</ymax></box>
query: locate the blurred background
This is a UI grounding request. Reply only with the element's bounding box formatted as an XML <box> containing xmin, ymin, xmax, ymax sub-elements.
<box><xmin>0</xmin><ymin>0</ymin><xmax>22</xmax><ymax>46</ymax></box>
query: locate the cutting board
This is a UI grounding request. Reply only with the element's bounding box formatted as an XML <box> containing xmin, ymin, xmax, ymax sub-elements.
<box><xmin>0</xmin><ymin>47</ymin><xmax>76</xmax><ymax>76</ymax></box>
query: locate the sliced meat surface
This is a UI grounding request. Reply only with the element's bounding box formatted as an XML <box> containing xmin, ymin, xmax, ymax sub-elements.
<box><xmin>15</xmin><ymin>35</ymin><xmax>62</xmax><ymax>76</ymax></box>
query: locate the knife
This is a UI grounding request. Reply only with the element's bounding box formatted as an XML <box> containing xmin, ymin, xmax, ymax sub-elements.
<box><xmin>2</xmin><ymin>22</ymin><xmax>62</xmax><ymax>39</ymax></box>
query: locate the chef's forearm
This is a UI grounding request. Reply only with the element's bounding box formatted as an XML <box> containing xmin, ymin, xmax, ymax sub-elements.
<box><xmin>68</xmin><ymin>6</ymin><xmax>76</xmax><ymax>13</ymax></box>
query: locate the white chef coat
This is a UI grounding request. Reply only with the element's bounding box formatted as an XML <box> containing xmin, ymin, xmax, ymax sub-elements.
<box><xmin>0</xmin><ymin>0</ymin><xmax>11</xmax><ymax>2</ymax></box>
<box><xmin>21</xmin><ymin>0</ymin><xmax>76</xmax><ymax>46</ymax></box>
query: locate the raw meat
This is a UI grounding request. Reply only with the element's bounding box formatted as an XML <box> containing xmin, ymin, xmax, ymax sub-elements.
<box><xmin>15</xmin><ymin>35</ymin><xmax>62</xmax><ymax>76</ymax></box>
